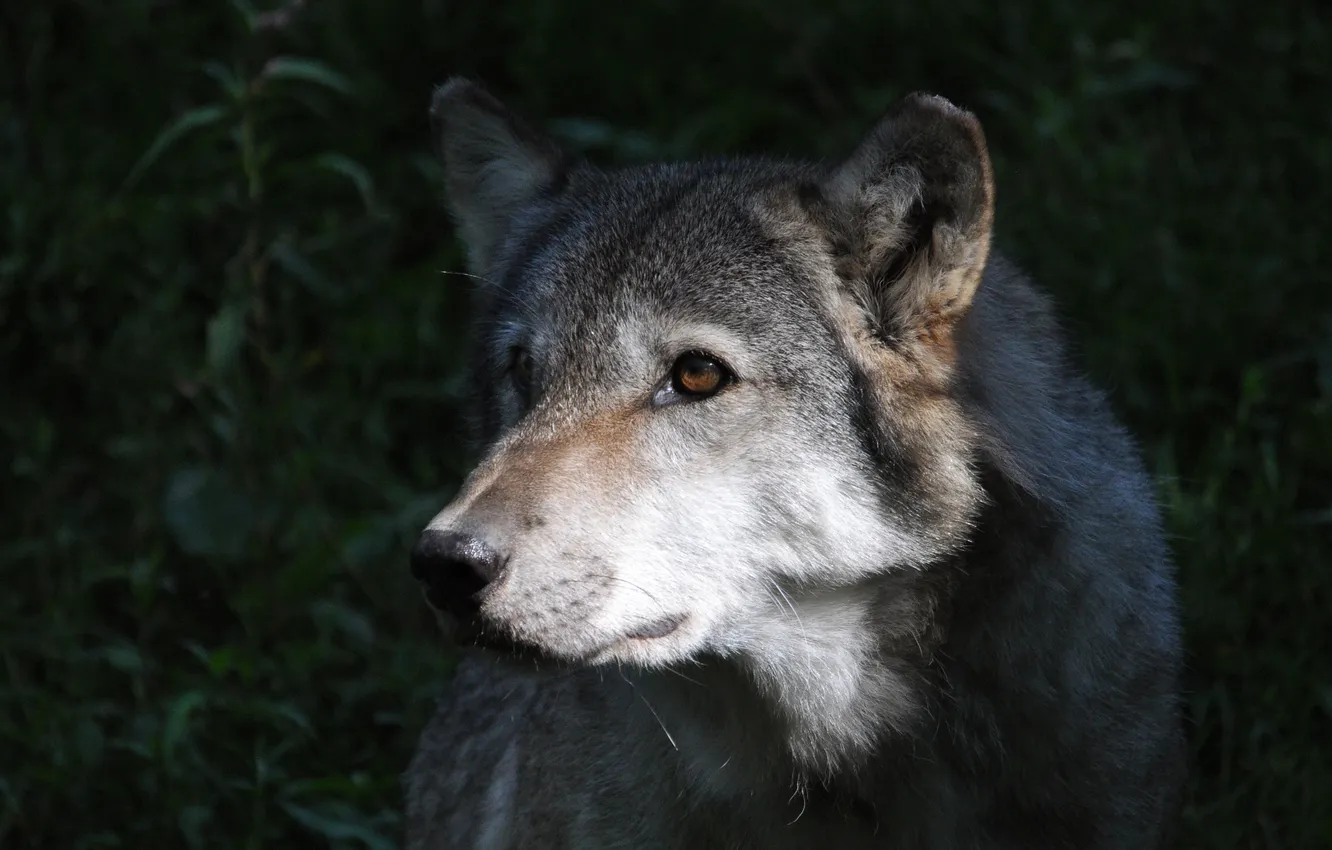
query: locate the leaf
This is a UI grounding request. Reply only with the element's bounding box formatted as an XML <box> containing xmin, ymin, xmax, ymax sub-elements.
<box><xmin>177</xmin><ymin>804</ymin><xmax>212</xmax><ymax>849</ymax></box>
<box><xmin>339</xmin><ymin>518</ymin><xmax>396</xmax><ymax>569</ymax></box>
<box><xmin>547</xmin><ymin>117</ymin><xmax>661</xmax><ymax>161</ymax></box>
<box><xmin>268</xmin><ymin>240</ymin><xmax>342</xmax><ymax>299</ymax></box>
<box><xmin>227</xmin><ymin>0</ymin><xmax>259</xmax><ymax>31</ymax></box>
<box><xmin>1316</xmin><ymin>316</ymin><xmax>1332</xmax><ymax>397</ymax></box>
<box><xmin>261</xmin><ymin>57</ymin><xmax>354</xmax><ymax>96</ymax></box>
<box><xmin>205</xmin><ymin>301</ymin><xmax>247</xmax><ymax>375</ymax></box>
<box><xmin>281</xmin><ymin>802</ymin><xmax>396</xmax><ymax>850</ymax></box>
<box><xmin>161</xmin><ymin>690</ymin><xmax>207</xmax><ymax>770</ymax></box>
<box><xmin>123</xmin><ymin>104</ymin><xmax>228</xmax><ymax>189</ymax></box>
<box><xmin>201</xmin><ymin>61</ymin><xmax>245</xmax><ymax>102</ymax></box>
<box><xmin>100</xmin><ymin>643</ymin><xmax>145</xmax><ymax>675</ymax></box>
<box><xmin>311</xmin><ymin>599</ymin><xmax>376</xmax><ymax>646</ymax></box>
<box><xmin>315</xmin><ymin>153</ymin><xmax>380</xmax><ymax>214</ymax></box>
<box><xmin>246</xmin><ymin>700</ymin><xmax>314</xmax><ymax>736</ymax></box>
<box><xmin>162</xmin><ymin>467</ymin><xmax>255</xmax><ymax>559</ymax></box>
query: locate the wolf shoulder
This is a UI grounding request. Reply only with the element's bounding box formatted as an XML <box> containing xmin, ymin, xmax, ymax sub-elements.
<box><xmin>403</xmin><ymin>655</ymin><xmax>686</xmax><ymax>850</ymax></box>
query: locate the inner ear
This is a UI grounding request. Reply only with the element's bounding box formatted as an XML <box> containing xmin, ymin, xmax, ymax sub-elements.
<box><xmin>874</xmin><ymin>195</ymin><xmax>942</xmax><ymax>304</ymax></box>
<box><xmin>813</xmin><ymin>93</ymin><xmax>995</xmax><ymax>339</ymax></box>
<box><xmin>430</xmin><ymin>78</ymin><xmax>570</xmax><ymax>277</ymax></box>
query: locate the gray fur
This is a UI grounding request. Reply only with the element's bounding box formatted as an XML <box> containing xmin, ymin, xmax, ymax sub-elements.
<box><xmin>405</xmin><ymin>78</ymin><xmax>1185</xmax><ymax>849</ymax></box>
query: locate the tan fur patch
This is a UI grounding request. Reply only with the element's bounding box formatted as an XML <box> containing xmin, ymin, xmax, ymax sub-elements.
<box><xmin>459</xmin><ymin>404</ymin><xmax>645</xmax><ymax>522</ymax></box>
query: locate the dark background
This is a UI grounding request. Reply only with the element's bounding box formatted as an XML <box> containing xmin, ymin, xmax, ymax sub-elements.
<box><xmin>3</xmin><ymin>1</ymin><xmax>1329</xmax><ymax>847</ymax></box>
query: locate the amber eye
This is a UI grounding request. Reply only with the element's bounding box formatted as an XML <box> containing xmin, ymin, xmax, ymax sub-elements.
<box><xmin>510</xmin><ymin>347</ymin><xmax>533</xmax><ymax>398</ymax></box>
<box><xmin>670</xmin><ymin>352</ymin><xmax>729</xmax><ymax>399</ymax></box>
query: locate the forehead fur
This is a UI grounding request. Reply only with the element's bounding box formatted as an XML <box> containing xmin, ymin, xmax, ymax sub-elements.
<box><xmin>486</xmin><ymin>159</ymin><xmax>832</xmax><ymax>347</ymax></box>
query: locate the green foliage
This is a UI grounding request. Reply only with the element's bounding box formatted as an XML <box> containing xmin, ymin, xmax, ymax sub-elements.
<box><xmin>2</xmin><ymin>0</ymin><xmax>1328</xmax><ymax>848</ymax></box>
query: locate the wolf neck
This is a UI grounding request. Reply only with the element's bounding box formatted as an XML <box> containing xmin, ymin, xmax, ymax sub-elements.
<box><xmin>637</xmin><ymin>578</ymin><xmax>940</xmax><ymax>799</ymax></box>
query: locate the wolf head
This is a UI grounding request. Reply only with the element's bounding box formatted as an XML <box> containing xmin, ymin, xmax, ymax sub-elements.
<box><xmin>413</xmin><ymin>79</ymin><xmax>995</xmax><ymax>670</ymax></box>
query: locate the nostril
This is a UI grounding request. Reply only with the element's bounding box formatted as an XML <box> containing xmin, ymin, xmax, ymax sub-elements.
<box><xmin>410</xmin><ymin>530</ymin><xmax>504</xmax><ymax>602</ymax></box>
<box><xmin>409</xmin><ymin>530</ymin><xmax>444</xmax><ymax>581</ymax></box>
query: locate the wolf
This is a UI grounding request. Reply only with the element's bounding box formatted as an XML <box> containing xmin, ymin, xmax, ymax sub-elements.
<box><xmin>403</xmin><ymin>77</ymin><xmax>1185</xmax><ymax>849</ymax></box>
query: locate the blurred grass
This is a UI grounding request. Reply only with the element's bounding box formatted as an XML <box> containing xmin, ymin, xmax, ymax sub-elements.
<box><xmin>1</xmin><ymin>0</ymin><xmax>1328</xmax><ymax>847</ymax></box>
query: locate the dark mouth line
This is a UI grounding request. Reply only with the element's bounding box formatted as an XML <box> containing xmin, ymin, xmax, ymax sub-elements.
<box><xmin>624</xmin><ymin>614</ymin><xmax>685</xmax><ymax>641</ymax></box>
<box><xmin>422</xmin><ymin>582</ymin><xmax>685</xmax><ymax>657</ymax></box>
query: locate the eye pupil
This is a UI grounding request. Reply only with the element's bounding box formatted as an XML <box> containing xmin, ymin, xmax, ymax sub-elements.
<box><xmin>672</xmin><ymin>353</ymin><xmax>727</xmax><ymax>397</ymax></box>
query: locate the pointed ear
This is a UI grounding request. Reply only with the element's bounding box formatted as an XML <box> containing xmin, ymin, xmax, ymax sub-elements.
<box><xmin>813</xmin><ymin>93</ymin><xmax>994</xmax><ymax>341</ymax></box>
<box><xmin>430</xmin><ymin>78</ymin><xmax>569</xmax><ymax>274</ymax></box>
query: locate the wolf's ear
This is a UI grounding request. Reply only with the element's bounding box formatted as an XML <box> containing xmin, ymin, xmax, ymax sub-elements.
<box><xmin>813</xmin><ymin>93</ymin><xmax>994</xmax><ymax>341</ymax></box>
<box><xmin>430</xmin><ymin>78</ymin><xmax>568</xmax><ymax>274</ymax></box>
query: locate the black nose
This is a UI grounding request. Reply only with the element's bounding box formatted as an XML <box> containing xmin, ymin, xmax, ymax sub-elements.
<box><xmin>410</xmin><ymin>530</ymin><xmax>504</xmax><ymax>615</ymax></box>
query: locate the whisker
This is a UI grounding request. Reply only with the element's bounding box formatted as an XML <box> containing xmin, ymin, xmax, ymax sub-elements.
<box><xmin>439</xmin><ymin>268</ymin><xmax>526</xmax><ymax>304</ymax></box>
<box><xmin>663</xmin><ymin>666</ymin><xmax>706</xmax><ymax>688</ymax></box>
<box><xmin>620</xmin><ymin>670</ymin><xmax>678</xmax><ymax>751</ymax></box>
<box><xmin>586</xmin><ymin>573</ymin><xmax>670</xmax><ymax>612</ymax></box>
<box><xmin>439</xmin><ymin>268</ymin><xmax>499</xmax><ymax>286</ymax></box>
